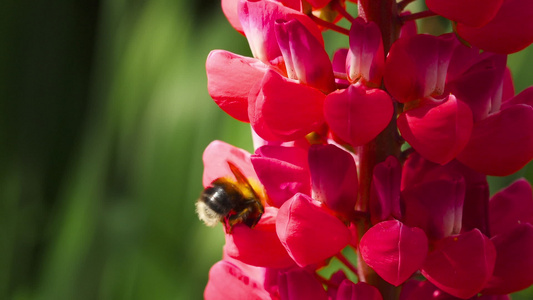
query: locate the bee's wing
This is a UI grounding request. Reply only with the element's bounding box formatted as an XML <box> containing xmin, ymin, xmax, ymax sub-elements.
<box><xmin>227</xmin><ymin>161</ymin><xmax>253</xmax><ymax>189</ymax></box>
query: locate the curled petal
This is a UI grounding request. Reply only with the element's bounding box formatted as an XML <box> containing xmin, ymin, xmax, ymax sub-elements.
<box><xmin>202</xmin><ymin>140</ymin><xmax>256</xmax><ymax>187</ymax></box>
<box><xmin>456</xmin><ymin>104</ymin><xmax>533</xmax><ymax>176</ymax></box>
<box><xmin>384</xmin><ymin>34</ymin><xmax>456</xmax><ymax>103</ymax></box>
<box><xmin>337</xmin><ymin>281</ymin><xmax>383</xmax><ymax>300</ymax></box>
<box><xmin>249</xmin><ymin>69</ymin><xmax>326</xmax><ymax>142</ymax></box>
<box><xmin>397</xmin><ymin>95</ymin><xmax>473</xmax><ymax>165</ymax></box>
<box><xmin>275</xmin><ymin>18</ymin><xmax>335</xmax><ymax>93</ymax></box>
<box><xmin>426</xmin><ymin>0</ymin><xmax>503</xmax><ymax>27</ymax></box>
<box><xmin>204</xmin><ymin>260</ymin><xmax>271</xmax><ymax>300</ymax></box>
<box><xmin>238</xmin><ymin>0</ymin><xmax>322</xmax><ymax>66</ymax></box>
<box><xmin>332</xmin><ymin>48</ymin><xmax>350</xmax><ymax>87</ymax></box>
<box><xmin>224</xmin><ymin>207</ymin><xmax>295</xmax><ymax>268</ymax></box>
<box><xmin>206</xmin><ymin>50</ymin><xmax>268</xmax><ymax>122</ymax></box>
<box><xmin>456</xmin><ymin>0</ymin><xmax>533</xmax><ymax>54</ymax></box>
<box><xmin>276</xmin><ymin>193</ymin><xmax>351</xmax><ymax>267</ymax></box>
<box><xmin>346</xmin><ymin>17</ymin><xmax>384</xmax><ymax>87</ymax></box>
<box><xmin>359</xmin><ymin>220</ymin><xmax>428</xmax><ymax>286</ymax></box>
<box><xmin>483</xmin><ymin>224</ymin><xmax>533</xmax><ymax>295</ymax></box>
<box><xmin>221</xmin><ymin>0</ymin><xmax>244</xmax><ymax>34</ymax></box>
<box><xmin>278</xmin><ymin>268</ymin><xmax>328</xmax><ymax>300</ymax></box>
<box><xmin>401</xmin><ymin>175</ymin><xmax>465</xmax><ymax>240</ymax></box>
<box><xmin>446</xmin><ymin>52</ymin><xmax>507</xmax><ymax>122</ymax></box>
<box><xmin>501</xmin><ymin>86</ymin><xmax>533</xmax><ymax>109</ymax></box>
<box><xmin>421</xmin><ymin>229</ymin><xmax>496</xmax><ymax>299</ymax></box>
<box><xmin>324</xmin><ymin>83</ymin><xmax>393</xmax><ymax>147</ymax></box>
<box><xmin>251</xmin><ymin>145</ymin><xmax>311</xmax><ymax>207</ymax></box>
<box><xmin>308</xmin><ymin>144</ymin><xmax>358</xmax><ymax>218</ymax></box>
<box><xmin>489</xmin><ymin>179</ymin><xmax>533</xmax><ymax>237</ymax></box>
<box><xmin>369</xmin><ymin>156</ymin><xmax>402</xmax><ymax>224</ymax></box>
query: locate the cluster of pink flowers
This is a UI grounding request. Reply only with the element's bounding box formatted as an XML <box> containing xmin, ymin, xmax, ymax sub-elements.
<box><xmin>199</xmin><ymin>0</ymin><xmax>533</xmax><ymax>299</ymax></box>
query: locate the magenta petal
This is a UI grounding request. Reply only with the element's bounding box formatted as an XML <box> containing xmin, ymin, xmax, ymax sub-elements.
<box><xmin>324</xmin><ymin>84</ymin><xmax>393</xmax><ymax>147</ymax></box>
<box><xmin>446</xmin><ymin>53</ymin><xmax>507</xmax><ymax>122</ymax></box>
<box><xmin>224</xmin><ymin>207</ymin><xmax>295</xmax><ymax>268</ymax></box>
<box><xmin>221</xmin><ymin>0</ymin><xmax>244</xmax><ymax>34</ymax></box>
<box><xmin>421</xmin><ymin>229</ymin><xmax>496</xmax><ymax>299</ymax></box>
<box><xmin>308</xmin><ymin>144</ymin><xmax>358</xmax><ymax>218</ymax></box>
<box><xmin>359</xmin><ymin>220</ymin><xmax>428</xmax><ymax>286</ymax></box>
<box><xmin>275</xmin><ymin>18</ymin><xmax>335</xmax><ymax>93</ymax></box>
<box><xmin>206</xmin><ymin>50</ymin><xmax>268</xmax><ymax>122</ymax></box>
<box><xmin>333</xmin><ymin>48</ymin><xmax>350</xmax><ymax>87</ymax></box>
<box><xmin>456</xmin><ymin>104</ymin><xmax>533</xmax><ymax>176</ymax></box>
<box><xmin>337</xmin><ymin>281</ymin><xmax>383</xmax><ymax>300</ymax></box>
<box><xmin>276</xmin><ymin>193</ymin><xmax>351</xmax><ymax>267</ymax></box>
<box><xmin>238</xmin><ymin>0</ymin><xmax>322</xmax><ymax>66</ymax></box>
<box><xmin>278</xmin><ymin>268</ymin><xmax>328</xmax><ymax>300</ymax></box>
<box><xmin>489</xmin><ymin>179</ymin><xmax>533</xmax><ymax>237</ymax></box>
<box><xmin>426</xmin><ymin>0</ymin><xmax>503</xmax><ymax>27</ymax></box>
<box><xmin>204</xmin><ymin>260</ymin><xmax>271</xmax><ymax>300</ymax></box>
<box><xmin>456</xmin><ymin>0</ymin><xmax>533</xmax><ymax>54</ymax></box>
<box><xmin>249</xmin><ymin>69</ymin><xmax>326</xmax><ymax>142</ymax></box>
<box><xmin>369</xmin><ymin>156</ymin><xmax>402</xmax><ymax>224</ymax></box>
<box><xmin>398</xmin><ymin>95</ymin><xmax>473</xmax><ymax>165</ymax></box>
<box><xmin>251</xmin><ymin>145</ymin><xmax>311</xmax><ymax>207</ymax></box>
<box><xmin>384</xmin><ymin>34</ymin><xmax>455</xmax><ymax>103</ymax></box>
<box><xmin>346</xmin><ymin>17</ymin><xmax>384</xmax><ymax>87</ymax></box>
<box><xmin>501</xmin><ymin>86</ymin><xmax>533</xmax><ymax>109</ymax></box>
<box><xmin>483</xmin><ymin>224</ymin><xmax>533</xmax><ymax>295</ymax></box>
<box><xmin>202</xmin><ymin>140</ymin><xmax>256</xmax><ymax>187</ymax></box>
<box><xmin>402</xmin><ymin>175</ymin><xmax>465</xmax><ymax>240</ymax></box>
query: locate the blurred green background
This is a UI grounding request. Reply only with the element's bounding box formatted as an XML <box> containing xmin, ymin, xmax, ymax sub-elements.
<box><xmin>0</xmin><ymin>0</ymin><xmax>532</xmax><ymax>299</ymax></box>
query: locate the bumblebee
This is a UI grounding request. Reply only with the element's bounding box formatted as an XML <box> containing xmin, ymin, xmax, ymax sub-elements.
<box><xmin>196</xmin><ymin>162</ymin><xmax>265</xmax><ymax>232</ymax></box>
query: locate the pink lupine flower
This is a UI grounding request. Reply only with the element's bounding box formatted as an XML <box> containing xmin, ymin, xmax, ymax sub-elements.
<box><xmin>397</xmin><ymin>94</ymin><xmax>473</xmax><ymax>165</ymax></box>
<box><xmin>384</xmin><ymin>34</ymin><xmax>456</xmax><ymax>103</ymax></box>
<box><xmin>276</xmin><ymin>193</ymin><xmax>351</xmax><ymax>267</ymax></box>
<box><xmin>369</xmin><ymin>156</ymin><xmax>402</xmax><ymax>224</ymax></box>
<box><xmin>359</xmin><ymin>220</ymin><xmax>428</xmax><ymax>286</ymax></box>
<box><xmin>324</xmin><ymin>83</ymin><xmax>393</xmax><ymax>147</ymax></box>
<box><xmin>425</xmin><ymin>0</ymin><xmax>503</xmax><ymax>27</ymax></box>
<box><xmin>455</xmin><ymin>0</ymin><xmax>533</xmax><ymax>54</ymax></box>
<box><xmin>346</xmin><ymin>17</ymin><xmax>384</xmax><ymax>87</ymax></box>
<box><xmin>489</xmin><ymin>179</ymin><xmax>533</xmax><ymax>237</ymax></box>
<box><xmin>337</xmin><ymin>281</ymin><xmax>383</xmax><ymax>300</ymax></box>
<box><xmin>238</xmin><ymin>0</ymin><xmax>322</xmax><ymax>67</ymax></box>
<box><xmin>274</xmin><ymin>18</ymin><xmax>336</xmax><ymax>93</ymax></box>
<box><xmin>308</xmin><ymin>144</ymin><xmax>358</xmax><ymax>219</ymax></box>
<box><xmin>249</xmin><ymin>69</ymin><xmax>326</xmax><ymax>142</ymax></box>
<box><xmin>421</xmin><ymin>229</ymin><xmax>496</xmax><ymax>299</ymax></box>
<box><xmin>251</xmin><ymin>145</ymin><xmax>311</xmax><ymax>207</ymax></box>
<box><xmin>278</xmin><ymin>268</ymin><xmax>329</xmax><ymax>300</ymax></box>
<box><xmin>206</xmin><ymin>50</ymin><xmax>268</xmax><ymax>122</ymax></box>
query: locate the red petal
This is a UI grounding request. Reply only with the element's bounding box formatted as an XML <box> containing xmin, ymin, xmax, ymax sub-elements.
<box><xmin>384</xmin><ymin>34</ymin><xmax>455</xmax><ymax>103</ymax></box>
<box><xmin>397</xmin><ymin>95</ymin><xmax>473</xmax><ymax>165</ymax></box>
<box><xmin>276</xmin><ymin>193</ymin><xmax>351</xmax><ymax>267</ymax></box>
<box><xmin>359</xmin><ymin>220</ymin><xmax>428</xmax><ymax>286</ymax></box>
<box><xmin>221</xmin><ymin>0</ymin><xmax>244</xmax><ymax>34</ymax></box>
<box><xmin>369</xmin><ymin>156</ymin><xmax>402</xmax><ymax>224</ymax></box>
<box><xmin>224</xmin><ymin>207</ymin><xmax>295</xmax><ymax>268</ymax></box>
<box><xmin>337</xmin><ymin>281</ymin><xmax>383</xmax><ymax>300</ymax></box>
<box><xmin>206</xmin><ymin>50</ymin><xmax>268</xmax><ymax>122</ymax></box>
<box><xmin>324</xmin><ymin>83</ymin><xmax>393</xmax><ymax>147</ymax></box>
<box><xmin>204</xmin><ymin>260</ymin><xmax>271</xmax><ymax>300</ymax></box>
<box><xmin>426</xmin><ymin>0</ymin><xmax>503</xmax><ymax>27</ymax></box>
<box><xmin>202</xmin><ymin>140</ymin><xmax>256</xmax><ymax>187</ymax></box>
<box><xmin>401</xmin><ymin>175</ymin><xmax>465</xmax><ymax>240</ymax></box>
<box><xmin>456</xmin><ymin>0</ymin><xmax>533</xmax><ymax>54</ymax></box>
<box><xmin>421</xmin><ymin>229</ymin><xmax>496</xmax><ymax>299</ymax></box>
<box><xmin>483</xmin><ymin>224</ymin><xmax>533</xmax><ymax>294</ymax></box>
<box><xmin>456</xmin><ymin>104</ymin><xmax>533</xmax><ymax>176</ymax></box>
<box><xmin>249</xmin><ymin>69</ymin><xmax>326</xmax><ymax>142</ymax></box>
<box><xmin>489</xmin><ymin>179</ymin><xmax>533</xmax><ymax>237</ymax></box>
<box><xmin>251</xmin><ymin>145</ymin><xmax>311</xmax><ymax>207</ymax></box>
<box><xmin>275</xmin><ymin>19</ymin><xmax>335</xmax><ymax>93</ymax></box>
<box><xmin>308</xmin><ymin>144</ymin><xmax>358</xmax><ymax>218</ymax></box>
<box><xmin>347</xmin><ymin>17</ymin><xmax>384</xmax><ymax>87</ymax></box>
<box><xmin>278</xmin><ymin>268</ymin><xmax>329</xmax><ymax>300</ymax></box>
